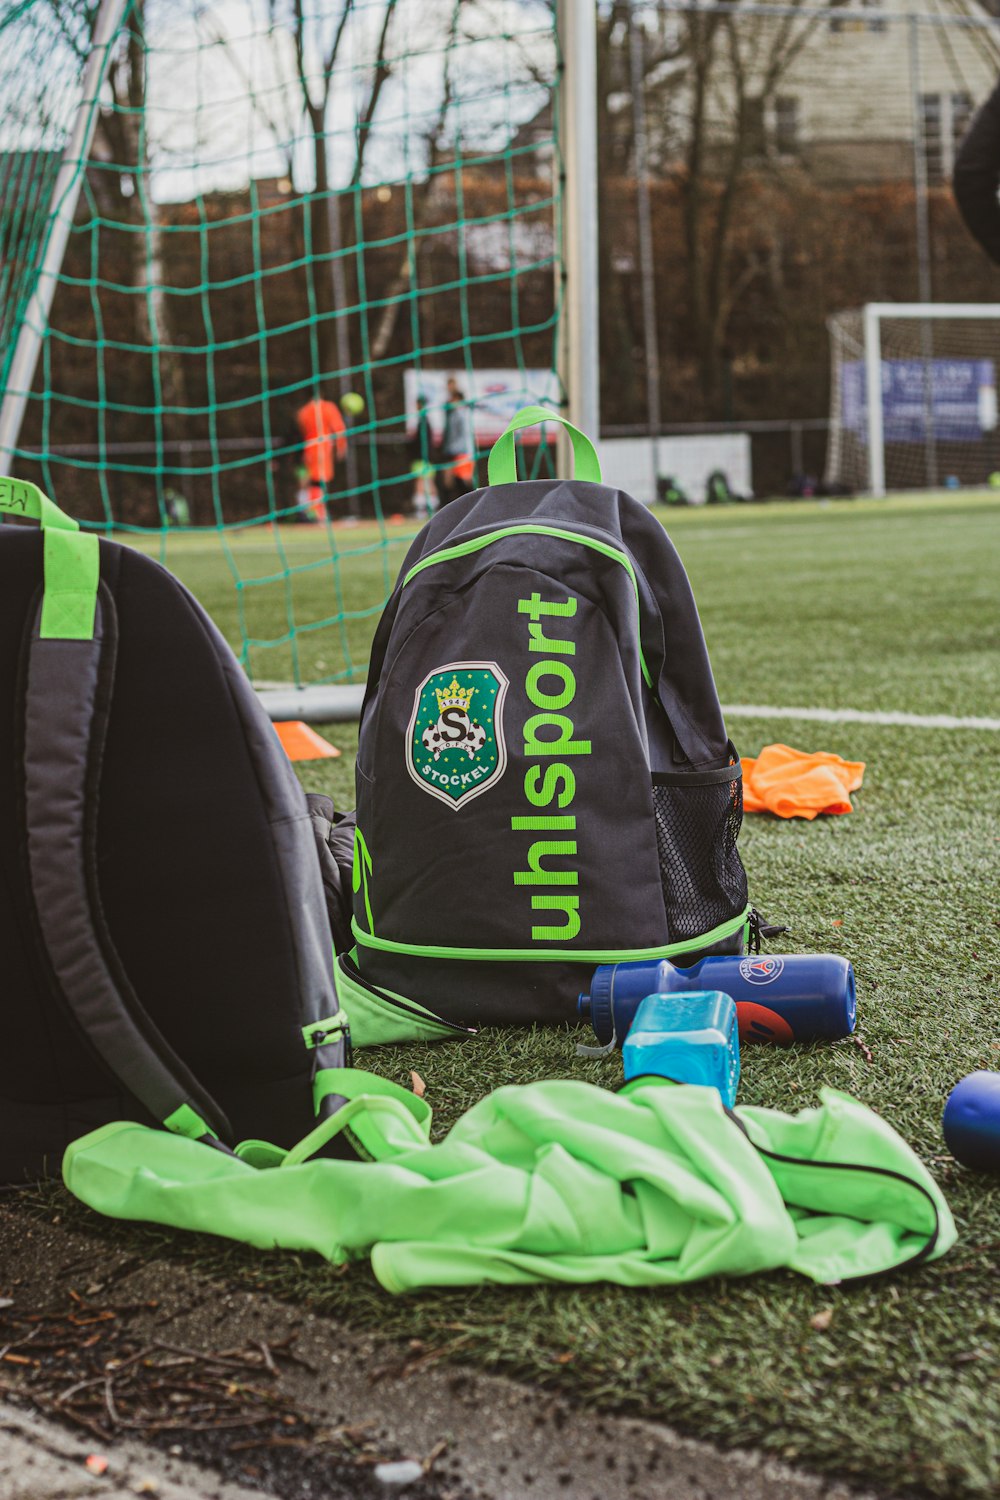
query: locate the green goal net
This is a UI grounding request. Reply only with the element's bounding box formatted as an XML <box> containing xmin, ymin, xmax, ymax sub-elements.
<box><xmin>0</xmin><ymin>0</ymin><xmax>562</xmax><ymax>687</ymax></box>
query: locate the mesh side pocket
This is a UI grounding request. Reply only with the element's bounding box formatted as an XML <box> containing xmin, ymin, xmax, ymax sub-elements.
<box><xmin>652</xmin><ymin>761</ymin><xmax>748</xmax><ymax>945</ymax></box>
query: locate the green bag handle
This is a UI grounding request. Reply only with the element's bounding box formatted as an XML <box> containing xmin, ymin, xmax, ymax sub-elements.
<box><xmin>0</xmin><ymin>476</ymin><xmax>99</xmax><ymax>640</ymax></box>
<box><xmin>487</xmin><ymin>404</ymin><xmax>603</xmax><ymax>487</ymax></box>
<box><xmin>283</xmin><ymin>1068</ymin><xmax>432</xmax><ymax>1166</ymax></box>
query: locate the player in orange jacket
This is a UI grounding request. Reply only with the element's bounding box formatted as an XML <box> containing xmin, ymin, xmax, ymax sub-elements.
<box><xmin>293</xmin><ymin>394</ymin><xmax>348</xmax><ymax>521</ymax></box>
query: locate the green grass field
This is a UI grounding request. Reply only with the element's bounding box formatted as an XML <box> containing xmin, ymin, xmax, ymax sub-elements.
<box><xmin>75</xmin><ymin>494</ymin><xmax>1000</xmax><ymax>1495</ymax></box>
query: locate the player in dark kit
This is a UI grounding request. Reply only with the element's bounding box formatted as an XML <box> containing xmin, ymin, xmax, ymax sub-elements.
<box><xmin>954</xmin><ymin>79</ymin><xmax>1000</xmax><ymax>263</ymax></box>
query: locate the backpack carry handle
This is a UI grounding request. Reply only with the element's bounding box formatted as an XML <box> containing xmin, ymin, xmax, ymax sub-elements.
<box><xmin>0</xmin><ymin>475</ymin><xmax>78</xmax><ymax>532</ymax></box>
<box><xmin>487</xmin><ymin>405</ymin><xmax>603</xmax><ymax>486</ymax></box>
<box><xmin>0</xmin><ymin>476</ymin><xmax>99</xmax><ymax>641</ymax></box>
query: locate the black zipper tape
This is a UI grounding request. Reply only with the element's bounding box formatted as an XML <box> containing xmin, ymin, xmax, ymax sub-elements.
<box><xmin>339</xmin><ymin>953</ymin><xmax>470</xmax><ymax>1033</ymax></box>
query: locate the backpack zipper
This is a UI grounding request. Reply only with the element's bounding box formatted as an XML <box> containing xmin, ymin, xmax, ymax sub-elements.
<box><xmin>400</xmin><ymin>523</ymin><xmax>655</xmax><ymax>688</ymax></box>
<box><xmin>351</xmin><ymin>903</ymin><xmax>751</xmax><ymax>965</ymax></box>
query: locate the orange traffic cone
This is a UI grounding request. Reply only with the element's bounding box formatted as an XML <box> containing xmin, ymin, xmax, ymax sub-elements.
<box><xmin>273</xmin><ymin>721</ymin><xmax>341</xmax><ymax>762</ymax></box>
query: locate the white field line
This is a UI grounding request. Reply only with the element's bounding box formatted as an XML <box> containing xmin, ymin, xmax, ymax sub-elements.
<box><xmin>722</xmin><ymin>704</ymin><xmax>1000</xmax><ymax>731</ymax></box>
<box><xmin>253</xmin><ymin>689</ymin><xmax>1000</xmax><ymax>732</ymax></box>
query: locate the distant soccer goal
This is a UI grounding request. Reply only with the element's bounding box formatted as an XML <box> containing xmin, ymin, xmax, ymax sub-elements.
<box><xmin>825</xmin><ymin>304</ymin><xmax>1000</xmax><ymax>496</ymax></box>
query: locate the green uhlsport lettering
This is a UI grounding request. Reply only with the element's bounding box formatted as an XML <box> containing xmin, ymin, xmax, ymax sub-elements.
<box><xmin>513</xmin><ymin>589</ymin><xmax>589</xmax><ymax>941</ymax></box>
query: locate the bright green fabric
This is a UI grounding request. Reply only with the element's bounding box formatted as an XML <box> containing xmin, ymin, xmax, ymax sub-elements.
<box><xmin>40</xmin><ymin>527</ymin><xmax>100</xmax><ymax>640</ymax></box>
<box><xmin>63</xmin><ymin>1075</ymin><xmax>955</xmax><ymax>1293</ymax></box>
<box><xmin>301</xmin><ymin>1010</ymin><xmax>350</xmax><ymax>1050</ymax></box>
<box><xmin>399</xmin><ymin>525</ymin><xmax>653</xmax><ymax>688</ymax></box>
<box><xmin>0</xmin><ymin>477</ymin><xmax>99</xmax><ymax>640</ymax></box>
<box><xmin>487</xmin><ymin>406</ymin><xmax>602</xmax><ymax>486</ymax></box>
<box><xmin>163</xmin><ymin>1103</ymin><xmax>215</xmax><ymax>1141</ymax></box>
<box><xmin>351</xmin><ymin>905</ymin><xmax>751</xmax><ymax>965</ymax></box>
<box><xmin>0</xmin><ymin>476</ymin><xmax>76</xmax><ymax>531</ymax></box>
<box><xmin>333</xmin><ymin>955</ymin><xmax>461</xmax><ymax>1047</ymax></box>
<box><xmin>303</xmin><ymin>1068</ymin><xmax>431</xmax><ymax>1161</ymax></box>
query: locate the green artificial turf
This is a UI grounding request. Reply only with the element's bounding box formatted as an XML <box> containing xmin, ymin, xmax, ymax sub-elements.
<box><xmin>127</xmin><ymin>490</ymin><xmax>999</xmax><ymax>713</ymax></box>
<box><xmin>125</xmin><ymin>519</ymin><xmax>414</xmax><ymax>684</ymax></box>
<box><xmin>67</xmin><ymin>494</ymin><xmax>1000</xmax><ymax>1495</ymax></box>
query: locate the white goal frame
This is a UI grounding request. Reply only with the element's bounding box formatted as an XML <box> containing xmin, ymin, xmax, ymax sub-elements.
<box><xmin>860</xmin><ymin>303</ymin><xmax>1000</xmax><ymax>496</ymax></box>
<box><xmin>0</xmin><ymin>0</ymin><xmax>129</xmax><ymax>476</ymax></box>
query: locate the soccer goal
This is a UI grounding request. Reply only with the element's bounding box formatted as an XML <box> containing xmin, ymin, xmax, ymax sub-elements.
<box><xmin>0</xmin><ymin>0</ymin><xmax>582</xmax><ymax>703</ymax></box>
<box><xmin>825</xmin><ymin>304</ymin><xmax>1000</xmax><ymax>496</ymax></box>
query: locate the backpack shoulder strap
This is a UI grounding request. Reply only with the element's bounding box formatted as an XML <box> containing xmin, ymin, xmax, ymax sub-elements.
<box><xmin>6</xmin><ymin>479</ymin><xmax>234</xmax><ymax>1149</ymax></box>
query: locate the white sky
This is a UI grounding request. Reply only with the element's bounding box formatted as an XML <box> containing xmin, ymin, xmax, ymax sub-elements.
<box><xmin>101</xmin><ymin>0</ymin><xmax>555</xmax><ymax>201</ymax></box>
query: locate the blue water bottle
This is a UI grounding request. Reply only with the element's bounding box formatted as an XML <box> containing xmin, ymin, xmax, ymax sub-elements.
<box><xmin>579</xmin><ymin>952</ymin><xmax>856</xmax><ymax>1046</ymax></box>
<box><xmin>622</xmin><ymin>991</ymin><xmax>740</xmax><ymax>1107</ymax></box>
<box><xmin>943</xmin><ymin>1072</ymin><xmax>1000</xmax><ymax>1172</ymax></box>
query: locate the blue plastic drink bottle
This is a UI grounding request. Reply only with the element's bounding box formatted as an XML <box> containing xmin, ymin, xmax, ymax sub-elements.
<box><xmin>579</xmin><ymin>952</ymin><xmax>856</xmax><ymax>1046</ymax></box>
<box><xmin>622</xmin><ymin>991</ymin><xmax>740</xmax><ymax>1107</ymax></box>
<box><xmin>943</xmin><ymin>1072</ymin><xmax>1000</xmax><ymax>1172</ymax></box>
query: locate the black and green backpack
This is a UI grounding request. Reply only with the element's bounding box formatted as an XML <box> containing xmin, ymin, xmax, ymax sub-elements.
<box><xmin>0</xmin><ymin>478</ymin><xmax>352</xmax><ymax>1183</ymax></box>
<box><xmin>341</xmin><ymin>409</ymin><xmax>751</xmax><ymax>1032</ymax></box>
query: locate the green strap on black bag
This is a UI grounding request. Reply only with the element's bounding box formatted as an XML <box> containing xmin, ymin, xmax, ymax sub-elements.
<box><xmin>1</xmin><ymin>479</ymin><xmax>357</xmax><ymax>1181</ymax></box>
<box><xmin>0</xmin><ymin>476</ymin><xmax>99</xmax><ymax>640</ymax></box>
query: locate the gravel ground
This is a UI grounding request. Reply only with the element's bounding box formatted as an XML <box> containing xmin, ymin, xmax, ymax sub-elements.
<box><xmin>0</xmin><ymin>1202</ymin><xmax>894</xmax><ymax>1500</ymax></box>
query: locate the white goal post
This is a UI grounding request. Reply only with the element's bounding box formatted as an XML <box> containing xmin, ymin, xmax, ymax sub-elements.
<box><xmin>0</xmin><ymin>0</ymin><xmax>129</xmax><ymax>476</ymax></box>
<box><xmin>826</xmin><ymin>303</ymin><xmax>1000</xmax><ymax>497</ymax></box>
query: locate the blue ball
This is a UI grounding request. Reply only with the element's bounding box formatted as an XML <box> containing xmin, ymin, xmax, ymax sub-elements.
<box><xmin>943</xmin><ymin>1071</ymin><xmax>1000</xmax><ymax>1172</ymax></box>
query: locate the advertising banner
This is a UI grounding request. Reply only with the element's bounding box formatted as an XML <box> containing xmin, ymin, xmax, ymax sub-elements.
<box><xmin>841</xmin><ymin>359</ymin><xmax>997</xmax><ymax>442</ymax></box>
<box><xmin>404</xmin><ymin>368</ymin><xmax>562</xmax><ymax>445</ymax></box>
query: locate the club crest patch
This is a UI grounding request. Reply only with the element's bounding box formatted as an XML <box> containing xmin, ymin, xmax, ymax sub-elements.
<box><xmin>406</xmin><ymin>661</ymin><xmax>508</xmax><ymax>809</ymax></box>
<box><xmin>738</xmin><ymin>956</ymin><xmax>785</xmax><ymax>986</ymax></box>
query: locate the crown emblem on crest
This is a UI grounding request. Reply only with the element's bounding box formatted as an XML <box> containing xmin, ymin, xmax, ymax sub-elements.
<box><xmin>434</xmin><ymin>676</ymin><xmax>475</xmax><ymax>713</ymax></box>
<box><xmin>408</xmin><ymin>662</ymin><xmax>509</xmax><ymax>809</ymax></box>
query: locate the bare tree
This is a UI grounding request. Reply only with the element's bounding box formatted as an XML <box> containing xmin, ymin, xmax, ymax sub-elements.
<box><xmin>595</xmin><ymin>0</ymin><xmax>685</xmax><ymax>417</ymax></box>
<box><xmin>673</xmin><ymin>1</ymin><xmax>831</xmax><ymax>406</ymax></box>
<box><xmin>276</xmin><ymin>0</ymin><xmax>401</xmax><ymax>376</ymax></box>
<box><xmin>366</xmin><ymin>0</ymin><xmax>462</xmax><ymax>363</ymax></box>
<box><xmin>591</xmin><ymin>0</ymin><xmax>834</xmax><ymax>413</ymax></box>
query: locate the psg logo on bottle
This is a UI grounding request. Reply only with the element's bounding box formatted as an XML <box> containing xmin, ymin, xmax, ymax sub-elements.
<box><xmin>738</xmin><ymin>956</ymin><xmax>785</xmax><ymax>986</ymax></box>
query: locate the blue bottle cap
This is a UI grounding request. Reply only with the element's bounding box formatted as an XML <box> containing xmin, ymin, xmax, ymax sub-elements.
<box><xmin>579</xmin><ymin>963</ymin><xmax>616</xmax><ymax>1042</ymax></box>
